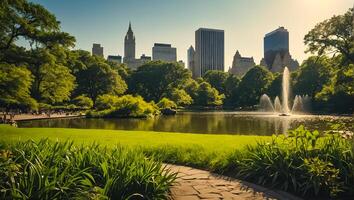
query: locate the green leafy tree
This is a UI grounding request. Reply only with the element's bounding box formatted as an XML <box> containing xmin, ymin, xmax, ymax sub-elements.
<box><xmin>304</xmin><ymin>7</ymin><xmax>354</xmax><ymax>63</ymax></box>
<box><xmin>164</xmin><ymin>88</ymin><xmax>192</xmax><ymax>107</ymax></box>
<box><xmin>203</xmin><ymin>70</ymin><xmax>228</xmax><ymax>94</ymax></box>
<box><xmin>267</xmin><ymin>73</ymin><xmax>282</xmax><ymax>99</ymax></box>
<box><xmin>27</xmin><ymin>48</ymin><xmax>75</xmax><ymax>104</ymax></box>
<box><xmin>157</xmin><ymin>98</ymin><xmax>177</xmax><ymax>110</ymax></box>
<box><xmin>0</xmin><ymin>63</ymin><xmax>37</xmax><ymax>115</ymax></box>
<box><xmin>194</xmin><ymin>82</ymin><xmax>225</xmax><ymax>106</ymax></box>
<box><xmin>73</xmin><ymin>95</ymin><xmax>93</xmax><ymax>109</ymax></box>
<box><xmin>316</xmin><ymin>64</ymin><xmax>354</xmax><ymax>113</ymax></box>
<box><xmin>293</xmin><ymin>56</ymin><xmax>333</xmax><ymax>98</ymax></box>
<box><xmin>75</xmin><ymin>62</ymin><xmax>127</xmax><ymax>103</ymax></box>
<box><xmin>223</xmin><ymin>74</ymin><xmax>241</xmax><ymax>107</ymax></box>
<box><xmin>238</xmin><ymin>66</ymin><xmax>273</xmax><ymax>106</ymax></box>
<box><xmin>0</xmin><ymin>0</ymin><xmax>75</xmax><ymax>63</ymax></box>
<box><xmin>128</xmin><ymin>61</ymin><xmax>191</xmax><ymax>102</ymax></box>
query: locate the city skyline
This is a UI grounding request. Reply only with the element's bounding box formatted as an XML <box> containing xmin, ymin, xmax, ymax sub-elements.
<box><xmin>29</xmin><ymin>0</ymin><xmax>353</xmax><ymax>69</ymax></box>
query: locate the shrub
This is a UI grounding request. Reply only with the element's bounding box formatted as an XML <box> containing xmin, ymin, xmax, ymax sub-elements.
<box><xmin>164</xmin><ymin>88</ymin><xmax>193</xmax><ymax>107</ymax></box>
<box><xmin>73</xmin><ymin>95</ymin><xmax>93</xmax><ymax>109</ymax></box>
<box><xmin>157</xmin><ymin>98</ymin><xmax>177</xmax><ymax>110</ymax></box>
<box><xmin>89</xmin><ymin>95</ymin><xmax>159</xmax><ymax>118</ymax></box>
<box><xmin>95</xmin><ymin>94</ymin><xmax>120</xmax><ymax>110</ymax></box>
<box><xmin>0</xmin><ymin>139</ymin><xmax>176</xmax><ymax>199</ymax></box>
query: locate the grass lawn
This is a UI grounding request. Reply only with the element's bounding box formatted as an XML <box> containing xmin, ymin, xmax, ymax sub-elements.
<box><xmin>0</xmin><ymin>124</ymin><xmax>270</xmax><ymax>152</ymax></box>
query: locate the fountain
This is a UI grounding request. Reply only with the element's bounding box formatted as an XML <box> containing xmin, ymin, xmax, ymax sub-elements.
<box><xmin>259</xmin><ymin>67</ymin><xmax>310</xmax><ymax>116</ymax></box>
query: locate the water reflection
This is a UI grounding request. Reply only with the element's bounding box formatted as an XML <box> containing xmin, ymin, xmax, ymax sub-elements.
<box><xmin>18</xmin><ymin>112</ymin><xmax>353</xmax><ymax>136</ymax></box>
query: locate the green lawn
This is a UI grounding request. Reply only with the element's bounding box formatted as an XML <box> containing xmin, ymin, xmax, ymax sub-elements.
<box><xmin>0</xmin><ymin>124</ymin><xmax>269</xmax><ymax>152</ymax></box>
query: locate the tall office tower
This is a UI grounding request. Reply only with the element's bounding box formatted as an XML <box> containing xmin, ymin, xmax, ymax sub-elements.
<box><xmin>152</xmin><ymin>43</ymin><xmax>177</xmax><ymax>62</ymax></box>
<box><xmin>195</xmin><ymin>28</ymin><xmax>224</xmax><ymax>77</ymax></box>
<box><xmin>263</xmin><ymin>27</ymin><xmax>299</xmax><ymax>72</ymax></box>
<box><xmin>92</xmin><ymin>43</ymin><xmax>104</xmax><ymax>57</ymax></box>
<box><xmin>228</xmin><ymin>50</ymin><xmax>255</xmax><ymax>77</ymax></box>
<box><xmin>187</xmin><ymin>45</ymin><xmax>196</xmax><ymax>77</ymax></box>
<box><xmin>264</xmin><ymin>27</ymin><xmax>289</xmax><ymax>68</ymax></box>
<box><xmin>124</xmin><ymin>22</ymin><xmax>136</xmax><ymax>62</ymax></box>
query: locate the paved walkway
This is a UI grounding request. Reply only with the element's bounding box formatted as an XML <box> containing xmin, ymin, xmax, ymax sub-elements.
<box><xmin>165</xmin><ymin>164</ymin><xmax>302</xmax><ymax>200</ymax></box>
<box><xmin>3</xmin><ymin>114</ymin><xmax>82</xmax><ymax>121</ymax></box>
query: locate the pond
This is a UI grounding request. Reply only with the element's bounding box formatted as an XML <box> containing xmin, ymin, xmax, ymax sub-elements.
<box><xmin>18</xmin><ymin>111</ymin><xmax>353</xmax><ymax>135</ymax></box>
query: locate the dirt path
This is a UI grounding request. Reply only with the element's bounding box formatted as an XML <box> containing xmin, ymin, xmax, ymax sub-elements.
<box><xmin>165</xmin><ymin>164</ymin><xmax>302</xmax><ymax>200</ymax></box>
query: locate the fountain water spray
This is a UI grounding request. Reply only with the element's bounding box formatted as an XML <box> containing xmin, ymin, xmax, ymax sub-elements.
<box><xmin>282</xmin><ymin>67</ymin><xmax>290</xmax><ymax>114</ymax></box>
<box><xmin>259</xmin><ymin>67</ymin><xmax>310</xmax><ymax>115</ymax></box>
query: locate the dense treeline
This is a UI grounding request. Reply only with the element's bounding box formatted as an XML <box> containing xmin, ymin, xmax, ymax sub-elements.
<box><xmin>0</xmin><ymin>0</ymin><xmax>353</xmax><ymax>115</ymax></box>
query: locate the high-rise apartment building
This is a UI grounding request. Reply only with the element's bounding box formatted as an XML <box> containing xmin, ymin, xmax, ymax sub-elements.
<box><xmin>152</xmin><ymin>43</ymin><xmax>177</xmax><ymax>62</ymax></box>
<box><xmin>194</xmin><ymin>28</ymin><xmax>224</xmax><ymax>77</ymax></box>
<box><xmin>92</xmin><ymin>43</ymin><xmax>104</xmax><ymax>57</ymax></box>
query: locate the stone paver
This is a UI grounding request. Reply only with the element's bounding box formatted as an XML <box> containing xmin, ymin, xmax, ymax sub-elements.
<box><xmin>165</xmin><ymin>164</ymin><xmax>302</xmax><ymax>200</ymax></box>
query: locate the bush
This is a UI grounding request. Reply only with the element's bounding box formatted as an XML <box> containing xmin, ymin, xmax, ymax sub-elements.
<box><xmin>157</xmin><ymin>98</ymin><xmax>177</xmax><ymax>110</ymax></box>
<box><xmin>0</xmin><ymin>139</ymin><xmax>176</xmax><ymax>199</ymax></box>
<box><xmin>164</xmin><ymin>88</ymin><xmax>192</xmax><ymax>107</ymax></box>
<box><xmin>88</xmin><ymin>95</ymin><xmax>159</xmax><ymax>118</ymax></box>
<box><xmin>73</xmin><ymin>95</ymin><xmax>93</xmax><ymax>109</ymax></box>
<box><xmin>95</xmin><ymin>94</ymin><xmax>120</xmax><ymax>110</ymax></box>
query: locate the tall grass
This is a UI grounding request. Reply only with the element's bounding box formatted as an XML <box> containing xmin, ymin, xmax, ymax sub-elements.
<box><xmin>143</xmin><ymin>125</ymin><xmax>354</xmax><ymax>199</ymax></box>
<box><xmin>0</xmin><ymin>140</ymin><xmax>176</xmax><ymax>200</ymax></box>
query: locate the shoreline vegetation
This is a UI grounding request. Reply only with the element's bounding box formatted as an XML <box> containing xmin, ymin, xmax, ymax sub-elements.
<box><xmin>1</xmin><ymin>124</ymin><xmax>353</xmax><ymax>199</ymax></box>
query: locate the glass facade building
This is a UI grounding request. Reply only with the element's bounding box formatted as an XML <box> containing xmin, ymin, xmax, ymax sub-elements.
<box><xmin>264</xmin><ymin>27</ymin><xmax>289</xmax><ymax>67</ymax></box>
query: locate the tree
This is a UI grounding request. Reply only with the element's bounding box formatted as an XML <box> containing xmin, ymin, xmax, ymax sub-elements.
<box><xmin>223</xmin><ymin>74</ymin><xmax>241</xmax><ymax>107</ymax></box>
<box><xmin>267</xmin><ymin>73</ymin><xmax>282</xmax><ymax>99</ymax></box>
<box><xmin>0</xmin><ymin>63</ymin><xmax>37</xmax><ymax>117</ymax></box>
<box><xmin>293</xmin><ymin>56</ymin><xmax>333</xmax><ymax>98</ymax></box>
<box><xmin>304</xmin><ymin>7</ymin><xmax>354</xmax><ymax>63</ymax></box>
<box><xmin>316</xmin><ymin>64</ymin><xmax>354</xmax><ymax>113</ymax></box>
<box><xmin>203</xmin><ymin>70</ymin><xmax>228</xmax><ymax>94</ymax></box>
<box><xmin>238</xmin><ymin>66</ymin><xmax>273</xmax><ymax>106</ymax></box>
<box><xmin>157</xmin><ymin>98</ymin><xmax>177</xmax><ymax>110</ymax></box>
<box><xmin>128</xmin><ymin>61</ymin><xmax>191</xmax><ymax>102</ymax></box>
<box><xmin>194</xmin><ymin>82</ymin><xmax>225</xmax><ymax>106</ymax></box>
<box><xmin>27</xmin><ymin>48</ymin><xmax>76</xmax><ymax>104</ymax></box>
<box><xmin>0</xmin><ymin>0</ymin><xmax>75</xmax><ymax>63</ymax></box>
<box><xmin>73</xmin><ymin>95</ymin><xmax>93</xmax><ymax>109</ymax></box>
<box><xmin>164</xmin><ymin>88</ymin><xmax>192</xmax><ymax>107</ymax></box>
<box><xmin>75</xmin><ymin>62</ymin><xmax>127</xmax><ymax>103</ymax></box>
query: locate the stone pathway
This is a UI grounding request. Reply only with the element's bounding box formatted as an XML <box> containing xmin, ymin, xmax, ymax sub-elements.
<box><xmin>165</xmin><ymin>164</ymin><xmax>302</xmax><ymax>200</ymax></box>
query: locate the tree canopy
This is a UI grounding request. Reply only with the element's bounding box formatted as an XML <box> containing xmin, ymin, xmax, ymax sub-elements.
<box><xmin>128</xmin><ymin>61</ymin><xmax>191</xmax><ymax>102</ymax></box>
<box><xmin>238</xmin><ymin>66</ymin><xmax>273</xmax><ymax>107</ymax></box>
<box><xmin>304</xmin><ymin>7</ymin><xmax>354</xmax><ymax>63</ymax></box>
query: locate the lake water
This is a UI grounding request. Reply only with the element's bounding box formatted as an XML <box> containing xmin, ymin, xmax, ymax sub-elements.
<box><xmin>18</xmin><ymin>111</ymin><xmax>353</xmax><ymax>135</ymax></box>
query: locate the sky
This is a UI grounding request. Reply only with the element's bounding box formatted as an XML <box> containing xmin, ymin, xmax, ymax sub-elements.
<box><xmin>31</xmin><ymin>0</ymin><xmax>353</xmax><ymax>69</ymax></box>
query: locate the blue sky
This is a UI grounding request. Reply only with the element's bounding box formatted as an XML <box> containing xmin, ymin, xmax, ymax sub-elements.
<box><xmin>31</xmin><ymin>0</ymin><xmax>353</xmax><ymax>69</ymax></box>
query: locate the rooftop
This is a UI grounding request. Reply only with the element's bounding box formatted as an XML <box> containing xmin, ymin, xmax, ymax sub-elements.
<box><xmin>154</xmin><ymin>43</ymin><xmax>172</xmax><ymax>47</ymax></box>
<box><xmin>196</xmin><ymin>28</ymin><xmax>224</xmax><ymax>32</ymax></box>
<box><xmin>265</xmin><ymin>26</ymin><xmax>288</xmax><ymax>37</ymax></box>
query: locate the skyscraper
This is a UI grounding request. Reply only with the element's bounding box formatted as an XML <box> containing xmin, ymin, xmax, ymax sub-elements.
<box><xmin>124</xmin><ymin>22</ymin><xmax>135</xmax><ymax>62</ymax></box>
<box><xmin>152</xmin><ymin>43</ymin><xmax>177</xmax><ymax>62</ymax></box>
<box><xmin>92</xmin><ymin>43</ymin><xmax>104</xmax><ymax>57</ymax></box>
<box><xmin>264</xmin><ymin>27</ymin><xmax>289</xmax><ymax>68</ymax></box>
<box><xmin>195</xmin><ymin>28</ymin><xmax>224</xmax><ymax>77</ymax></box>
<box><xmin>263</xmin><ymin>27</ymin><xmax>299</xmax><ymax>72</ymax></box>
<box><xmin>187</xmin><ymin>46</ymin><xmax>196</xmax><ymax>77</ymax></box>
